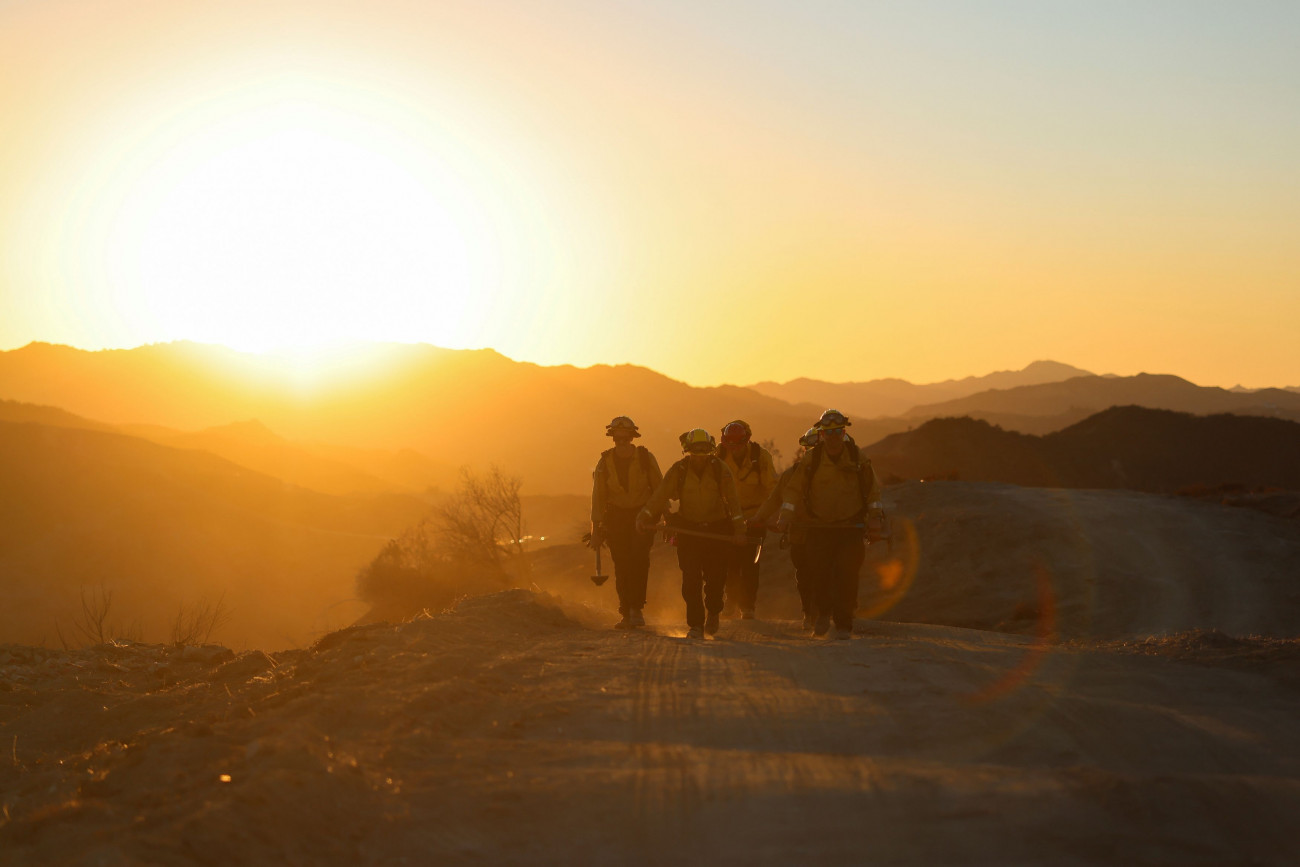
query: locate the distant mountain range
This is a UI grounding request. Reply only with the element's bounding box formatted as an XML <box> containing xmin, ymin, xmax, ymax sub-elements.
<box><xmin>864</xmin><ymin>406</ymin><xmax>1300</xmax><ymax>492</ymax></box>
<box><xmin>1</xmin><ymin>342</ymin><xmax>1297</xmax><ymax>496</ymax></box>
<box><xmin>748</xmin><ymin>360</ymin><xmax>1097</xmax><ymax>418</ymax></box>
<box><xmin>0</xmin><ymin>342</ymin><xmax>826</xmax><ymax>493</ymax></box>
<box><xmin>901</xmin><ymin>373</ymin><xmax>1300</xmax><ymax>425</ymax></box>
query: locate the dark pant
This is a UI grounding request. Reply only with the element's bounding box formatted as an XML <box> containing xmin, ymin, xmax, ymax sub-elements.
<box><xmin>675</xmin><ymin>520</ymin><xmax>731</xmax><ymax>629</ymax></box>
<box><xmin>725</xmin><ymin>529</ymin><xmax>764</xmax><ymax>612</ymax></box>
<box><xmin>790</xmin><ymin>542</ymin><xmax>810</xmax><ymax>616</ymax></box>
<box><xmin>604</xmin><ymin>507</ymin><xmax>654</xmax><ymax>613</ymax></box>
<box><xmin>803</xmin><ymin>527</ymin><xmax>865</xmax><ymax>630</ymax></box>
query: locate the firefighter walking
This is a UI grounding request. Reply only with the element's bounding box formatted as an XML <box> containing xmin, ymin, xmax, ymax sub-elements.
<box><xmin>775</xmin><ymin>410</ymin><xmax>886</xmax><ymax>639</ymax></box>
<box><xmin>716</xmin><ymin>420</ymin><xmax>777</xmax><ymax>619</ymax></box>
<box><xmin>589</xmin><ymin>416</ymin><xmax>664</xmax><ymax>628</ymax></box>
<box><xmin>637</xmin><ymin>429</ymin><xmax>746</xmax><ymax>639</ymax></box>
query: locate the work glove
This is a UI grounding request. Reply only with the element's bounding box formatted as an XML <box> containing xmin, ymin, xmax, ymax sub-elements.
<box><xmin>588</xmin><ymin>525</ymin><xmax>605</xmax><ymax>549</ymax></box>
<box><xmin>634</xmin><ymin>513</ymin><xmax>653</xmax><ymax>534</ymax></box>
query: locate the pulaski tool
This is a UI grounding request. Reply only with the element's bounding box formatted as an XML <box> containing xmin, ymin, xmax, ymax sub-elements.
<box><xmin>591</xmin><ymin>545</ymin><xmax>608</xmax><ymax>586</ymax></box>
<box><xmin>650</xmin><ymin>522</ymin><xmax>751</xmax><ymax>546</ymax></box>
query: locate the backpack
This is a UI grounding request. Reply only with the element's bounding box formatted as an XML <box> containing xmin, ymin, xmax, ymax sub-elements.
<box><xmin>671</xmin><ymin>456</ymin><xmax>737</xmax><ymax>514</ymax></box>
<box><xmin>598</xmin><ymin>446</ymin><xmax>656</xmax><ymax>489</ymax></box>
<box><xmin>801</xmin><ymin>441</ymin><xmax>870</xmax><ymax>521</ymax></box>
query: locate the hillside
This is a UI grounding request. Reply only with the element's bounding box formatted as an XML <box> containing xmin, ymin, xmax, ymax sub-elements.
<box><xmin>2</xmin><ymin>589</ymin><xmax>1297</xmax><ymax>865</ymax></box>
<box><xmin>121</xmin><ymin>420</ymin><xmax>448</xmax><ymax>498</ymax></box>
<box><xmin>0</xmin><ymin>421</ymin><xmax>431</xmax><ymax>649</ymax></box>
<box><xmin>864</xmin><ymin>406</ymin><xmax>1300</xmax><ymax>492</ymax></box>
<box><xmin>1</xmin><ymin>399</ymin><xmax>457</xmax><ymax>497</ymax></box>
<box><xmin>0</xmin><ymin>342</ymin><xmax>826</xmax><ymax>495</ymax></box>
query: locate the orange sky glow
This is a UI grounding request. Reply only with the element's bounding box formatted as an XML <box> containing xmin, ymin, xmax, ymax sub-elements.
<box><xmin>2</xmin><ymin>0</ymin><xmax>1297</xmax><ymax>389</ymax></box>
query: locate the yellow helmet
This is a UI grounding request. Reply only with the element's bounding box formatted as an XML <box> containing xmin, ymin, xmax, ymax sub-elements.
<box><xmin>605</xmin><ymin>416</ymin><xmax>641</xmax><ymax>438</ymax></box>
<box><xmin>799</xmin><ymin>427</ymin><xmax>821</xmax><ymax>448</ymax></box>
<box><xmin>679</xmin><ymin>428</ymin><xmax>715</xmax><ymax>455</ymax></box>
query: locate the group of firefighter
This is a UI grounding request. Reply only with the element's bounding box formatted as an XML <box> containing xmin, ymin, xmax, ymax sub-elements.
<box><xmin>588</xmin><ymin>410</ymin><xmax>887</xmax><ymax>640</ymax></box>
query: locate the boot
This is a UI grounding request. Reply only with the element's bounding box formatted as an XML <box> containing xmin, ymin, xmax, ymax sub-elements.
<box><xmin>813</xmin><ymin>614</ymin><xmax>830</xmax><ymax>637</ymax></box>
<box><xmin>704</xmin><ymin>611</ymin><xmax>720</xmax><ymax>636</ymax></box>
<box><xmin>686</xmin><ymin>626</ymin><xmax>704</xmax><ymax>639</ymax></box>
<box><xmin>629</xmin><ymin>608</ymin><xmax>645</xmax><ymax>628</ymax></box>
<box><xmin>802</xmin><ymin>613</ymin><xmax>815</xmax><ymax>632</ymax></box>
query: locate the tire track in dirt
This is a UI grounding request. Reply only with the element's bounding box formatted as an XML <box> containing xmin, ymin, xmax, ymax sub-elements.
<box><xmin>624</xmin><ymin>620</ymin><xmax>887</xmax><ymax>847</ymax></box>
<box><xmin>628</xmin><ymin>634</ymin><xmax>704</xmax><ymax>844</ymax></box>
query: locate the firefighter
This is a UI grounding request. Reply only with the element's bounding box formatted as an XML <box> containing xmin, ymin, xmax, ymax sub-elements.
<box><xmin>775</xmin><ymin>410</ymin><xmax>885</xmax><ymax>639</ymax></box>
<box><xmin>716</xmin><ymin>420</ymin><xmax>777</xmax><ymax>619</ymax></box>
<box><xmin>636</xmin><ymin>429</ymin><xmax>746</xmax><ymax>639</ymax></box>
<box><xmin>589</xmin><ymin>416</ymin><xmax>663</xmax><ymax>628</ymax></box>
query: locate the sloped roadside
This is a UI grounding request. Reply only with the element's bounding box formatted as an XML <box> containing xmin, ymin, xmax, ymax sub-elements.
<box><xmin>3</xmin><ymin>590</ymin><xmax>1298</xmax><ymax>865</ymax></box>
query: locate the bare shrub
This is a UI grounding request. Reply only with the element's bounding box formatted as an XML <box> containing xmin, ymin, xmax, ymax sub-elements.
<box><xmin>434</xmin><ymin>466</ymin><xmax>527</xmax><ymax>568</ymax></box>
<box><xmin>170</xmin><ymin>595</ymin><xmax>232</xmax><ymax>646</ymax></box>
<box><xmin>357</xmin><ymin>465</ymin><xmax>526</xmax><ymax>616</ymax></box>
<box><xmin>56</xmin><ymin>584</ymin><xmax>143</xmax><ymax>648</ymax></box>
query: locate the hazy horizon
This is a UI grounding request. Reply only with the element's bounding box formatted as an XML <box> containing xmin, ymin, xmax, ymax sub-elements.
<box><xmin>4</xmin><ymin>337</ymin><xmax>1297</xmax><ymax>393</ymax></box>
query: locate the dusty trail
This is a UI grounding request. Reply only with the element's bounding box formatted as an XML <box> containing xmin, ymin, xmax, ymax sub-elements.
<box><xmin>4</xmin><ymin>590</ymin><xmax>1298</xmax><ymax>865</ymax></box>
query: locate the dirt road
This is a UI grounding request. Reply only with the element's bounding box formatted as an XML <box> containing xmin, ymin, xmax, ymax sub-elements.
<box><xmin>3</xmin><ymin>591</ymin><xmax>1298</xmax><ymax>865</ymax></box>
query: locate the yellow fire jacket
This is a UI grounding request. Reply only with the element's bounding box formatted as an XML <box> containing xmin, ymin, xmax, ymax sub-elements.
<box><xmin>591</xmin><ymin>446</ymin><xmax>664</xmax><ymax>523</ymax></box>
<box><xmin>781</xmin><ymin>443</ymin><xmax>882</xmax><ymax>526</ymax></box>
<box><xmin>640</xmin><ymin>457</ymin><xmax>745</xmax><ymax>530</ymax></box>
<box><xmin>717</xmin><ymin>443</ymin><xmax>778</xmax><ymax>515</ymax></box>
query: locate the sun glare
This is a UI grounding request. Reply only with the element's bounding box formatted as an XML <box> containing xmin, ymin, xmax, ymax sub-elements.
<box><xmin>48</xmin><ymin>65</ymin><xmax>537</xmax><ymax>355</ymax></box>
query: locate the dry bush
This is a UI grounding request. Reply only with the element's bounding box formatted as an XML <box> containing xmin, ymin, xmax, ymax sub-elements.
<box><xmin>434</xmin><ymin>466</ymin><xmax>526</xmax><ymax>569</ymax></box>
<box><xmin>55</xmin><ymin>584</ymin><xmax>142</xmax><ymax>649</ymax></box>
<box><xmin>357</xmin><ymin>466</ymin><xmax>525</xmax><ymax>616</ymax></box>
<box><xmin>169</xmin><ymin>595</ymin><xmax>232</xmax><ymax>646</ymax></box>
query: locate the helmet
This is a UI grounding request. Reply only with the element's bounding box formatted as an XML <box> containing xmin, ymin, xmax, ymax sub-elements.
<box><xmin>720</xmin><ymin>420</ymin><xmax>751</xmax><ymax>445</ymax></box>
<box><xmin>798</xmin><ymin>427</ymin><xmax>821</xmax><ymax>448</ymax></box>
<box><xmin>815</xmin><ymin>408</ymin><xmax>852</xmax><ymax>431</ymax></box>
<box><xmin>605</xmin><ymin>416</ymin><xmax>641</xmax><ymax>438</ymax></box>
<box><xmin>679</xmin><ymin>428</ymin><xmax>716</xmax><ymax>455</ymax></box>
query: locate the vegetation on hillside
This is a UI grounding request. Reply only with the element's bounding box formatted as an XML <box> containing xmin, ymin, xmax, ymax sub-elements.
<box><xmin>356</xmin><ymin>466</ymin><xmax>527</xmax><ymax>618</ymax></box>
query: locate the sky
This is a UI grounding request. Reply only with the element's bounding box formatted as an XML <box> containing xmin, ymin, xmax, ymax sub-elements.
<box><xmin>2</xmin><ymin>0</ymin><xmax>1297</xmax><ymax>388</ymax></box>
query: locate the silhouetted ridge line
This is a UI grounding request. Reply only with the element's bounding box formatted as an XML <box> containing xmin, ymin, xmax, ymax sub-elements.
<box><xmin>862</xmin><ymin>406</ymin><xmax>1300</xmax><ymax>492</ymax></box>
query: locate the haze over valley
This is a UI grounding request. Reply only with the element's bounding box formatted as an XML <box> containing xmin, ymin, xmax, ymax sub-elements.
<box><xmin>3</xmin><ymin>341</ymin><xmax>1299</xmax><ymax>651</ymax></box>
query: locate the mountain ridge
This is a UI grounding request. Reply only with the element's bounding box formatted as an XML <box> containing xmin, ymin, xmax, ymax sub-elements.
<box><xmin>3</xmin><ymin>343</ymin><xmax>1297</xmax><ymax>495</ymax></box>
<box><xmin>864</xmin><ymin>405</ymin><xmax>1300</xmax><ymax>492</ymax></box>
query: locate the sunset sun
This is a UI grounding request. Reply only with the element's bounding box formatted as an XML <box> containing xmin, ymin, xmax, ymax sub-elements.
<box><xmin>103</xmin><ymin>90</ymin><xmax>492</xmax><ymax>353</ymax></box>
